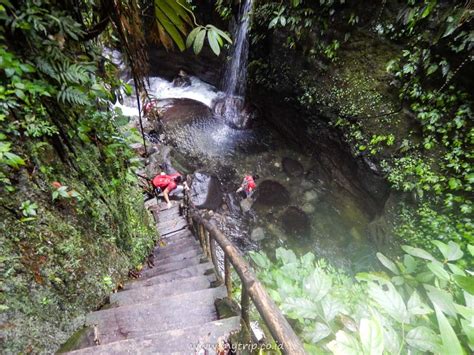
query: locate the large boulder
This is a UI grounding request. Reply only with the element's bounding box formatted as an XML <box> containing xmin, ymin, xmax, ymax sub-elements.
<box><xmin>280</xmin><ymin>206</ymin><xmax>310</xmax><ymax>237</ymax></box>
<box><xmin>282</xmin><ymin>157</ymin><xmax>304</xmax><ymax>177</ymax></box>
<box><xmin>157</xmin><ymin>98</ymin><xmax>212</xmax><ymax>127</ymax></box>
<box><xmin>254</xmin><ymin>180</ymin><xmax>290</xmax><ymax>206</ymax></box>
<box><xmin>190</xmin><ymin>172</ymin><xmax>223</xmax><ymax>210</ymax></box>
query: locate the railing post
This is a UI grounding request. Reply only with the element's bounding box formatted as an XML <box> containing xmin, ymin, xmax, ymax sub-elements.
<box><xmin>209</xmin><ymin>237</ymin><xmax>220</xmax><ymax>280</ymax></box>
<box><xmin>198</xmin><ymin>223</ymin><xmax>206</xmax><ymax>251</ymax></box>
<box><xmin>205</xmin><ymin>229</ymin><xmax>211</xmax><ymax>259</ymax></box>
<box><xmin>224</xmin><ymin>255</ymin><xmax>232</xmax><ymax>298</ymax></box>
<box><xmin>241</xmin><ymin>283</ymin><xmax>250</xmax><ymax>331</ymax></box>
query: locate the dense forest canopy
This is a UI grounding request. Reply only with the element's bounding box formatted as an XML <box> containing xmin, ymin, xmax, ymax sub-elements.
<box><xmin>0</xmin><ymin>0</ymin><xmax>473</xmax><ymax>353</ymax></box>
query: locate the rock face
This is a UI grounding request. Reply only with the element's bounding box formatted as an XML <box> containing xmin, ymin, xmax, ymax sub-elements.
<box><xmin>280</xmin><ymin>206</ymin><xmax>310</xmax><ymax>237</ymax></box>
<box><xmin>225</xmin><ymin>193</ymin><xmax>242</xmax><ymax>216</ymax></box>
<box><xmin>282</xmin><ymin>157</ymin><xmax>304</xmax><ymax>177</ymax></box>
<box><xmin>190</xmin><ymin>172</ymin><xmax>223</xmax><ymax>211</ymax></box>
<box><xmin>254</xmin><ymin>180</ymin><xmax>290</xmax><ymax>206</ymax></box>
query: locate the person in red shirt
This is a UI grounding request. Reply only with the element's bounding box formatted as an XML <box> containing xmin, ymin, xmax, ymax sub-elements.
<box><xmin>152</xmin><ymin>172</ymin><xmax>185</xmax><ymax>209</ymax></box>
<box><xmin>236</xmin><ymin>174</ymin><xmax>259</xmax><ymax>199</ymax></box>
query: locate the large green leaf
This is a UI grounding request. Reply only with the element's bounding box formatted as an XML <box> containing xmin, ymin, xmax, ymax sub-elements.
<box><xmin>321</xmin><ymin>296</ymin><xmax>344</xmax><ymax>322</ymax></box>
<box><xmin>282</xmin><ymin>297</ymin><xmax>318</xmax><ymax>319</ymax></box>
<box><xmin>368</xmin><ymin>282</ymin><xmax>410</xmax><ymax>323</ymax></box>
<box><xmin>406</xmin><ymin>326</ymin><xmax>440</xmax><ymax>353</ymax></box>
<box><xmin>435</xmin><ymin>305</ymin><xmax>464</xmax><ymax>355</ymax></box>
<box><xmin>402</xmin><ymin>245</ymin><xmax>435</xmax><ymax>261</ymax></box>
<box><xmin>155</xmin><ymin>6</ymin><xmax>185</xmax><ymax>51</ymax></box>
<box><xmin>249</xmin><ymin>251</ymin><xmax>270</xmax><ymax>269</ymax></box>
<box><xmin>166</xmin><ymin>0</ymin><xmax>192</xmax><ymax>25</ymax></box>
<box><xmin>192</xmin><ymin>28</ymin><xmax>206</xmax><ymax>54</ymax></box>
<box><xmin>427</xmin><ymin>260</ymin><xmax>450</xmax><ymax>281</ymax></box>
<box><xmin>376</xmin><ymin>252</ymin><xmax>399</xmax><ymax>275</ymax></box>
<box><xmin>407</xmin><ymin>291</ymin><xmax>432</xmax><ymax>316</ymax></box>
<box><xmin>276</xmin><ymin>247</ymin><xmax>298</xmax><ymax>264</ymax></box>
<box><xmin>207</xmin><ymin>29</ymin><xmax>220</xmax><ymax>56</ymax></box>
<box><xmin>304</xmin><ymin>268</ymin><xmax>331</xmax><ymax>302</ymax></box>
<box><xmin>207</xmin><ymin>24</ymin><xmax>232</xmax><ymax>44</ymax></box>
<box><xmin>302</xmin><ymin>322</ymin><xmax>331</xmax><ymax>343</ymax></box>
<box><xmin>425</xmin><ymin>285</ymin><xmax>457</xmax><ymax>317</ymax></box>
<box><xmin>461</xmin><ymin>319</ymin><xmax>474</xmax><ymax>351</ymax></box>
<box><xmin>186</xmin><ymin>26</ymin><xmax>201</xmax><ymax>48</ymax></box>
<box><xmin>432</xmin><ymin>240</ymin><xmax>463</xmax><ymax>261</ymax></box>
<box><xmin>156</xmin><ymin>0</ymin><xmax>187</xmax><ymax>35</ymax></box>
<box><xmin>327</xmin><ymin>330</ymin><xmax>363</xmax><ymax>355</ymax></box>
<box><xmin>359</xmin><ymin>318</ymin><xmax>384</xmax><ymax>355</ymax></box>
<box><xmin>453</xmin><ymin>275</ymin><xmax>474</xmax><ymax>295</ymax></box>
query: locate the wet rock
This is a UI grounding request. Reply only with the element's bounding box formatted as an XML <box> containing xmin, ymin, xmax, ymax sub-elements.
<box><xmin>225</xmin><ymin>193</ymin><xmax>242</xmax><ymax>216</ymax></box>
<box><xmin>190</xmin><ymin>172</ymin><xmax>223</xmax><ymax>210</ymax></box>
<box><xmin>254</xmin><ymin>180</ymin><xmax>290</xmax><ymax>206</ymax></box>
<box><xmin>145</xmin><ymin>151</ymin><xmax>163</xmax><ymax>178</ymax></box>
<box><xmin>172</xmin><ymin>70</ymin><xmax>192</xmax><ymax>87</ymax></box>
<box><xmin>301</xmin><ymin>179</ymin><xmax>315</xmax><ymax>190</ymax></box>
<box><xmin>282</xmin><ymin>157</ymin><xmax>304</xmax><ymax>177</ymax></box>
<box><xmin>303</xmin><ymin>190</ymin><xmax>319</xmax><ymax>203</ymax></box>
<box><xmin>240</xmin><ymin>198</ymin><xmax>253</xmax><ymax>213</ymax></box>
<box><xmin>250</xmin><ymin>227</ymin><xmax>265</xmax><ymax>242</ymax></box>
<box><xmin>280</xmin><ymin>206</ymin><xmax>310</xmax><ymax>237</ymax></box>
<box><xmin>158</xmin><ymin>98</ymin><xmax>212</xmax><ymax>126</ymax></box>
<box><xmin>302</xmin><ymin>203</ymin><xmax>315</xmax><ymax>214</ymax></box>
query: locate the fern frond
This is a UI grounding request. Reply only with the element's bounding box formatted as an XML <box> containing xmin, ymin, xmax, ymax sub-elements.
<box><xmin>57</xmin><ymin>85</ymin><xmax>90</xmax><ymax>106</ymax></box>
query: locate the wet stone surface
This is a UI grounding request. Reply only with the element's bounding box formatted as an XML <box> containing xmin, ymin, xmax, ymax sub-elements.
<box><xmin>282</xmin><ymin>157</ymin><xmax>304</xmax><ymax>177</ymax></box>
<box><xmin>254</xmin><ymin>180</ymin><xmax>290</xmax><ymax>206</ymax></box>
<box><xmin>280</xmin><ymin>206</ymin><xmax>311</xmax><ymax>237</ymax></box>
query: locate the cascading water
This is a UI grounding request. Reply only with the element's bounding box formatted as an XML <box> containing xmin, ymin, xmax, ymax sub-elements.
<box><xmin>215</xmin><ymin>0</ymin><xmax>254</xmax><ymax>129</ymax></box>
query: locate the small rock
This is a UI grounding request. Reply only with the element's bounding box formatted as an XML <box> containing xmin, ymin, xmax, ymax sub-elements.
<box><xmin>240</xmin><ymin>198</ymin><xmax>253</xmax><ymax>213</ymax></box>
<box><xmin>250</xmin><ymin>227</ymin><xmax>265</xmax><ymax>242</ymax></box>
<box><xmin>302</xmin><ymin>203</ymin><xmax>315</xmax><ymax>214</ymax></box>
<box><xmin>303</xmin><ymin>190</ymin><xmax>318</xmax><ymax>203</ymax></box>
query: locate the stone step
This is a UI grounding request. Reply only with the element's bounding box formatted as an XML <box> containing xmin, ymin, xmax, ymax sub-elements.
<box><xmin>161</xmin><ymin>230</ymin><xmax>195</xmax><ymax>242</ymax></box>
<box><xmin>110</xmin><ymin>275</ymin><xmax>214</xmax><ymax>307</ymax></box>
<box><xmin>160</xmin><ymin>229</ymin><xmax>193</xmax><ymax>243</ymax></box>
<box><xmin>140</xmin><ymin>256</ymin><xmax>205</xmax><ymax>279</ymax></box>
<box><xmin>156</xmin><ymin>205</ymin><xmax>182</xmax><ymax>219</ymax></box>
<box><xmin>157</xmin><ymin>218</ymin><xmax>188</xmax><ymax>234</ymax></box>
<box><xmin>155</xmin><ymin>248</ymin><xmax>203</xmax><ymax>266</ymax></box>
<box><xmin>85</xmin><ymin>287</ymin><xmax>227</xmax><ymax>345</ymax></box>
<box><xmin>67</xmin><ymin>316</ymin><xmax>241</xmax><ymax>355</ymax></box>
<box><xmin>153</xmin><ymin>239</ymin><xmax>200</xmax><ymax>258</ymax></box>
<box><xmin>157</xmin><ymin>218</ymin><xmax>188</xmax><ymax>236</ymax></box>
<box><xmin>123</xmin><ymin>263</ymin><xmax>214</xmax><ymax>290</ymax></box>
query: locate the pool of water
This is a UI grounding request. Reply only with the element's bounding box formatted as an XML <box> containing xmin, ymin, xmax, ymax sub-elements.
<box><xmin>120</xmin><ymin>76</ymin><xmax>381</xmax><ymax>273</ymax></box>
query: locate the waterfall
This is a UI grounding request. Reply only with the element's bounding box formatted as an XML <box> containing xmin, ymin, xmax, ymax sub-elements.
<box><xmin>216</xmin><ymin>0</ymin><xmax>253</xmax><ymax>129</ymax></box>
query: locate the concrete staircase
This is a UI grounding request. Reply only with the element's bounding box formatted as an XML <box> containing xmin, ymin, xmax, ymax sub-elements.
<box><xmin>66</xmin><ymin>199</ymin><xmax>240</xmax><ymax>354</ymax></box>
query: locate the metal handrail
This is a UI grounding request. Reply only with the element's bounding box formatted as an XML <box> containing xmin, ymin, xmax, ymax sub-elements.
<box><xmin>184</xmin><ymin>192</ymin><xmax>305</xmax><ymax>354</ymax></box>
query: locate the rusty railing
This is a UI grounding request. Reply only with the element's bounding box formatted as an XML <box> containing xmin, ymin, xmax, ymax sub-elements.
<box><xmin>184</xmin><ymin>193</ymin><xmax>305</xmax><ymax>354</ymax></box>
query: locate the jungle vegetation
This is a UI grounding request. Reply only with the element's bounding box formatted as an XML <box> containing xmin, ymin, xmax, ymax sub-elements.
<box><xmin>0</xmin><ymin>0</ymin><xmax>472</xmax><ymax>353</ymax></box>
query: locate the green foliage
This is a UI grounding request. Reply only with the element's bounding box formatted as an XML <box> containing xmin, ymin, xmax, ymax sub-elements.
<box><xmin>251</xmin><ymin>245</ymin><xmax>474</xmax><ymax>353</ymax></box>
<box><xmin>153</xmin><ymin>0</ymin><xmax>232</xmax><ymax>56</ymax></box>
<box><xmin>0</xmin><ymin>1</ymin><xmax>155</xmax><ymax>353</ymax></box>
<box><xmin>254</xmin><ymin>0</ymin><xmax>355</xmax><ymax>60</ymax></box>
<box><xmin>186</xmin><ymin>24</ymin><xmax>232</xmax><ymax>56</ymax></box>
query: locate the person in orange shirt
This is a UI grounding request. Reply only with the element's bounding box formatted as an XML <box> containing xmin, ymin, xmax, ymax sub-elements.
<box><xmin>152</xmin><ymin>172</ymin><xmax>185</xmax><ymax>209</ymax></box>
